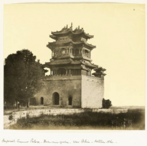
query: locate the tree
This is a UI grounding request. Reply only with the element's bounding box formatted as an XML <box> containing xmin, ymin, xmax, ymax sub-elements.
<box><xmin>4</xmin><ymin>49</ymin><xmax>45</xmax><ymax>107</ymax></box>
<box><xmin>102</xmin><ymin>98</ymin><xmax>112</xmax><ymax>109</ymax></box>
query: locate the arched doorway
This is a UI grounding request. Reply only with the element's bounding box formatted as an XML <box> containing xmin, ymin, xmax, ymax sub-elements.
<box><xmin>40</xmin><ymin>97</ymin><xmax>44</xmax><ymax>105</ymax></box>
<box><xmin>53</xmin><ymin>92</ymin><xmax>59</xmax><ymax>105</ymax></box>
<box><xmin>68</xmin><ymin>96</ymin><xmax>72</xmax><ymax>105</ymax></box>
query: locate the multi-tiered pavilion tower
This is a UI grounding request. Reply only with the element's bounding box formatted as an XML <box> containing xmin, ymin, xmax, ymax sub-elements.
<box><xmin>33</xmin><ymin>25</ymin><xmax>106</xmax><ymax>108</ymax></box>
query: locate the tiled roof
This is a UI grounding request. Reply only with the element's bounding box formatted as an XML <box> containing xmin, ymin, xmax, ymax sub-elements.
<box><xmin>47</xmin><ymin>40</ymin><xmax>96</xmax><ymax>49</ymax></box>
<box><xmin>51</xmin><ymin>25</ymin><xmax>93</xmax><ymax>39</ymax></box>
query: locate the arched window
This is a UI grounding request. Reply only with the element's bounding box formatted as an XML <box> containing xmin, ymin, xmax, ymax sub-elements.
<box><xmin>61</xmin><ymin>48</ymin><xmax>66</xmax><ymax>55</ymax></box>
<box><xmin>53</xmin><ymin>92</ymin><xmax>59</xmax><ymax>105</ymax></box>
<box><xmin>85</xmin><ymin>50</ymin><xmax>89</xmax><ymax>58</ymax></box>
<box><xmin>40</xmin><ymin>97</ymin><xmax>44</xmax><ymax>105</ymax></box>
<box><xmin>68</xmin><ymin>96</ymin><xmax>72</xmax><ymax>105</ymax></box>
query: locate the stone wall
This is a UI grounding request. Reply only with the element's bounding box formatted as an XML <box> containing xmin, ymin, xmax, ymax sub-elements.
<box><xmin>33</xmin><ymin>75</ymin><xmax>81</xmax><ymax>108</ymax></box>
<box><xmin>4</xmin><ymin>108</ymin><xmax>128</xmax><ymax>129</ymax></box>
<box><xmin>81</xmin><ymin>75</ymin><xmax>104</xmax><ymax>108</ymax></box>
<box><xmin>4</xmin><ymin>108</ymin><xmax>85</xmax><ymax>128</ymax></box>
<box><xmin>92</xmin><ymin>108</ymin><xmax>128</xmax><ymax>114</ymax></box>
<box><xmin>32</xmin><ymin>75</ymin><xmax>104</xmax><ymax>108</ymax></box>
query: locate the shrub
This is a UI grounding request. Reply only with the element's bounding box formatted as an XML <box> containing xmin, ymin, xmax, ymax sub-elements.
<box><xmin>102</xmin><ymin>98</ymin><xmax>112</xmax><ymax>109</ymax></box>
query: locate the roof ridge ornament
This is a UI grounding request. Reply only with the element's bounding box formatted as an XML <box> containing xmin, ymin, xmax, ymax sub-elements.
<box><xmin>51</xmin><ymin>24</ymin><xmax>94</xmax><ymax>39</ymax></box>
<box><xmin>70</xmin><ymin>23</ymin><xmax>73</xmax><ymax>29</ymax></box>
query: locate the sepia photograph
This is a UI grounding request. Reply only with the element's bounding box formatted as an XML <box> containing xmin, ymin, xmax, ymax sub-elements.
<box><xmin>3</xmin><ymin>2</ymin><xmax>145</xmax><ymax>131</ymax></box>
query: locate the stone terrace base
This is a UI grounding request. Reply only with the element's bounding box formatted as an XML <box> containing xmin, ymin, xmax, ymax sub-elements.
<box><xmin>4</xmin><ymin>108</ymin><xmax>128</xmax><ymax>129</ymax></box>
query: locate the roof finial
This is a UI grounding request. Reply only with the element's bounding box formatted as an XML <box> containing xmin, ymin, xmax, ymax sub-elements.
<box><xmin>71</xmin><ymin>23</ymin><xmax>73</xmax><ymax>29</ymax></box>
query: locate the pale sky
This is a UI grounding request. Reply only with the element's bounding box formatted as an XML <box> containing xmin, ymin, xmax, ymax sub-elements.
<box><xmin>3</xmin><ymin>3</ymin><xmax>145</xmax><ymax>106</ymax></box>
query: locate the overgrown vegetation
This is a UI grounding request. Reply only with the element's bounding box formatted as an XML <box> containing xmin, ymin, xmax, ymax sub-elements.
<box><xmin>9</xmin><ymin>109</ymin><xmax>145</xmax><ymax>130</ymax></box>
